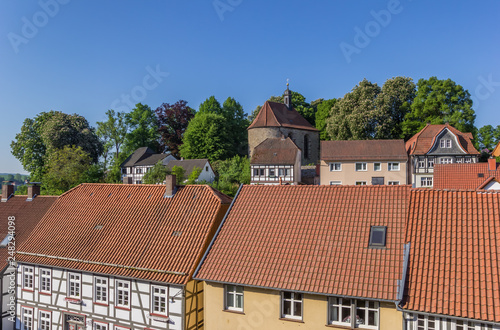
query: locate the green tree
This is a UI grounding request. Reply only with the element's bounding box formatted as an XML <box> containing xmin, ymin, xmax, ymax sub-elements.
<box><xmin>402</xmin><ymin>77</ymin><xmax>476</xmax><ymax>139</ymax></box>
<box><xmin>96</xmin><ymin>109</ymin><xmax>128</xmax><ymax>167</ymax></box>
<box><xmin>179</xmin><ymin>112</ymin><xmax>231</xmax><ymax>161</ymax></box>
<box><xmin>248</xmin><ymin>105</ymin><xmax>261</xmax><ymax>123</ymax></box>
<box><xmin>221</xmin><ymin>97</ymin><xmax>249</xmax><ymax>156</ymax></box>
<box><xmin>210</xmin><ymin>155</ymin><xmax>250</xmax><ymax>197</ymax></box>
<box><xmin>478</xmin><ymin>125</ymin><xmax>500</xmax><ymax>150</ymax></box>
<box><xmin>315</xmin><ymin>99</ymin><xmax>337</xmax><ymax>140</ymax></box>
<box><xmin>198</xmin><ymin>96</ymin><xmax>223</xmax><ymax>115</ymax></box>
<box><xmin>186</xmin><ymin>166</ymin><xmax>202</xmax><ymax>184</ymax></box>
<box><xmin>42</xmin><ymin>146</ymin><xmax>94</xmax><ymax>195</ymax></box>
<box><xmin>171</xmin><ymin>165</ymin><xmax>185</xmax><ymax>185</ymax></box>
<box><xmin>143</xmin><ymin>160</ymin><xmax>170</xmax><ymax>184</ymax></box>
<box><xmin>105</xmin><ymin>152</ymin><xmax>128</xmax><ymax>183</ymax></box>
<box><xmin>123</xmin><ymin>103</ymin><xmax>160</xmax><ymax>155</ymax></box>
<box><xmin>326</xmin><ymin>79</ymin><xmax>381</xmax><ymax>140</ymax></box>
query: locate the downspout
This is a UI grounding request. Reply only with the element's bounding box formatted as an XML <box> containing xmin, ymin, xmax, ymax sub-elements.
<box><xmin>396</xmin><ymin>243</ymin><xmax>410</xmax><ymax>329</ymax></box>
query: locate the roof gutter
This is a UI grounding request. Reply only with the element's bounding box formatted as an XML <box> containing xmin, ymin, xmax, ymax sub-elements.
<box><xmin>16</xmin><ymin>251</ymin><xmax>186</xmax><ymax>276</ymax></box>
<box><xmin>193</xmin><ymin>183</ymin><xmax>243</xmax><ymax>278</ymax></box>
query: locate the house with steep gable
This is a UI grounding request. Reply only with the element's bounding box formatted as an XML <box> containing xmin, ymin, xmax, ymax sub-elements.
<box><xmin>0</xmin><ymin>182</ymin><xmax>57</xmax><ymax>330</ymax></box>
<box><xmin>120</xmin><ymin>147</ymin><xmax>177</xmax><ymax>184</ymax></box>
<box><xmin>320</xmin><ymin>139</ymin><xmax>408</xmax><ymax>186</ymax></box>
<box><xmin>15</xmin><ymin>177</ymin><xmax>231</xmax><ymax>330</ymax></box>
<box><xmin>165</xmin><ymin>159</ymin><xmax>215</xmax><ymax>183</ymax></box>
<box><xmin>248</xmin><ymin>86</ymin><xmax>319</xmax><ymax>166</ymax></box>
<box><xmin>433</xmin><ymin>157</ymin><xmax>500</xmax><ymax>190</ymax></box>
<box><xmin>405</xmin><ymin>123</ymin><xmax>480</xmax><ymax>188</ymax></box>
<box><xmin>250</xmin><ymin>137</ymin><xmax>301</xmax><ymax>184</ymax></box>
<box><xmin>402</xmin><ymin>189</ymin><xmax>500</xmax><ymax>329</ymax></box>
<box><xmin>194</xmin><ymin>184</ymin><xmax>410</xmax><ymax>329</ymax></box>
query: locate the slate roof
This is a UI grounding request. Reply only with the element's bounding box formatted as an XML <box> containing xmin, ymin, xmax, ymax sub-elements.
<box><xmin>166</xmin><ymin>159</ymin><xmax>211</xmax><ymax>178</ymax></box>
<box><xmin>433</xmin><ymin>162</ymin><xmax>500</xmax><ymax>190</ymax></box>
<box><xmin>405</xmin><ymin>124</ymin><xmax>479</xmax><ymax>155</ymax></box>
<box><xmin>121</xmin><ymin>147</ymin><xmax>170</xmax><ymax>167</ymax></box>
<box><xmin>0</xmin><ymin>195</ymin><xmax>57</xmax><ymax>271</ymax></box>
<box><xmin>17</xmin><ymin>184</ymin><xmax>231</xmax><ymax>285</ymax></box>
<box><xmin>247</xmin><ymin>101</ymin><xmax>318</xmax><ymax>132</ymax></box>
<box><xmin>403</xmin><ymin>190</ymin><xmax>500</xmax><ymax>323</ymax></box>
<box><xmin>195</xmin><ymin>185</ymin><xmax>410</xmax><ymax>301</ymax></box>
<box><xmin>251</xmin><ymin>138</ymin><xmax>300</xmax><ymax>165</ymax></box>
<box><xmin>321</xmin><ymin>139</ymin><xmax>408</xmax><ymax>161</ymax></box>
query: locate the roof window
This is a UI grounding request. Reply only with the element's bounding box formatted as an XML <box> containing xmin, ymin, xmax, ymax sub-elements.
<box><xmin>369</xmin><ymin>226</ymin><xmax>387</xmax><ymax>248</ymax></box>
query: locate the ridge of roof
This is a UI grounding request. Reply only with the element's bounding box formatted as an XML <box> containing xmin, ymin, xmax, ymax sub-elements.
<box><xmin>248</xmin><ymin>101</ymin><xmax>318</xmax><ymax>132</ymax></box>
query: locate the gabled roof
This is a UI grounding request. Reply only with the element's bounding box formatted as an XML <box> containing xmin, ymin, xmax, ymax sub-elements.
<box><xmin>405</xmin><ymin>124</ymin><xmax>479</xmax><ymax>156</ymax></box>
<box><xmin>251</xmin><ymin>137</ymin><xmax>300</xmax><ymax>165</ymax></box>
<box><xmin>248</xmin><ymin>101</ymin><xmax>318</xmax><ymax>132</ymax></box>
<box><xmin>403</xmin><ymin>190</ymin><xmax>500</xmax><ymax>323</ymax></box>
<box><xmin>321</xmin><ymin>139</ymin><xmax>408</xmax><ymax>161</ymax></box>
<box><xmin>0</xmin><ymin>195</ymin><xmax>57</xmax><ymax>271</ymax></box>
<box><xmin>434</xmin><ymin>162</ymin><xmax>500</xmax><ymax>190</ymax></box>
<box><xmin>166</xmin><ymin>159</ymin><xmax>211</xmax><ymax>178</ymax></box>
<box><xmin>17</xmin><ymin>184</ymin><xmax>231</xmax><ymax>285</ymax></box>
<box><xmin>493</xmin><ymin>141</ymin><xmax>500</xmax><ymax>157</ymax></box>
<box><xmin>195</xmin><ymin>185</ymin><xmax>410</xmax><ymax>301</ymax></box>
<box><xmin>120</xmin><ymin>147</ymin><xmax>171</xmax><ymax>167</ymax></box>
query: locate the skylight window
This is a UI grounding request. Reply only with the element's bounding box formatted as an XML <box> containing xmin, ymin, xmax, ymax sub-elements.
<box><xmin>369</xmin><ymin>226</ymin><xmax>387</xmax><ymax>248</ymax></box>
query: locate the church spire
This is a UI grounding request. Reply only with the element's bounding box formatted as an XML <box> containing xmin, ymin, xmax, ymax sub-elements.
<box><xmin>284</xmin><ymin>79</ymin><xmax>292</xmax><ymax>110</ymax></box>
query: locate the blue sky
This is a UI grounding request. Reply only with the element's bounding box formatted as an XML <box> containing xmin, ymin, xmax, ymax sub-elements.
<box><xmin>1</xmin><ymin>0</ymin><xmax>499</xmax><ymax>174</ymax></box>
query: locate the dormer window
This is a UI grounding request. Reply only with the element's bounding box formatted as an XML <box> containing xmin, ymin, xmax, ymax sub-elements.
<box><xmin>440</xmin><ymin>139</ymin><xmax>452</xmax><ymax>148</ymax></box>
<box><xmin>369</xmin><ymin>226</ymin><xmax>387</xmax><ymax>248</ymax></box>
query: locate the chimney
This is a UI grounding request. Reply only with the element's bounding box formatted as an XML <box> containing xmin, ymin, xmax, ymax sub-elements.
<box><xmin>488</xmin><ymin>157</ymin><xmax>496</xmax><ymax>171</ymax></box>
<box><xmin>164</xmin><ymin>175</ymin><xmax>177</xmax><ymax>198</ymax></box>
<box><xmin>123</xmin><ymin>176</ymin><xmax>132</xmax><ymax>184</ymax></box>
<box><xmin>1</xmin><ymin>181</ymin><xmax>14</xmax><ymax>202</ymax></box>
<box><xmin>27</xmin><ymin>182</ymin><xmax>41</xmax><ymax>201</ymax></box>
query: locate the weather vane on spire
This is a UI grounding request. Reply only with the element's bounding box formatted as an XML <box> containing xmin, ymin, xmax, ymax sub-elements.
<box><xmin>286</xmin><ymin>78</ymin><xmax>289</xmax><ymax>88</ymax></box>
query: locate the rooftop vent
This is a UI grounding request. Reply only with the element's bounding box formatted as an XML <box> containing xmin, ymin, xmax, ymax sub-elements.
<box><xmin>478</xmin><ymin>173</ymin><xmax>484</xmax><ymax>178</ymax></box>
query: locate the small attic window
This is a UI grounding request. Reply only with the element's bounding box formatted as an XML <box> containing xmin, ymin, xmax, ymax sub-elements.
<box><xmin>94</xmin><ymin>225</ymin><xmax>104</xmax><ymax>230</ymax></box>
<box><xmin>478</xmin><ymin>173</ymin><xmax>484</xmax><ymax>178</ymax></box>
<box><xmin>369</xmin><ymin>226</ymin><xmax>387</xmax><ymax>248</ymax></box>
<box><xmin>172</xmin><ymin>231</ymin><xmax>182</xmax><ymax>237</ymax></box>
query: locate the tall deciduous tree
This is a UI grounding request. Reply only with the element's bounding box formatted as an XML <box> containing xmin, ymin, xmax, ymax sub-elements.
<box><xmin>221</xmin><ymin>97</ymin><xmax>249</xmax><ymax>156</ymax></box>
<box><xmin>156</xmin><ymin>100</ymin><xmax>195</xmax><ymax>158</ymax></box>
<box><xmin>315</xmin><ymin>99</ymin><xmax>337</xmax><ymax>140</ymax></box>
<box><xmin>96</xmin><ymin>109</ymin><xmax>128</xmax><ymax>166</ymax></box>
<box><xmin>402</xmin><ymin>77</ymin><xmax>477</xmax><ymax>139</ymax></box>
<box><xmin>123</xmin><ymin>103</ymin><xmax>160</xmax><ymax>155</ymax></box>
<box><xmin>179</xmin><ymin>112</ymin><xmax>231</xmax><ymax>161</ymax></box>
<box><xmin>478</xmin><ymin>125</ymin><xmax>500</xmax><ymax>150</ymax></box>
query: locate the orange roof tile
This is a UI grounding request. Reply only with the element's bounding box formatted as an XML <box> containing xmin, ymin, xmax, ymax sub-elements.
<box><xmin>195</xmin><ymin>185</ymin><xmax>410</xmax><ymax>301</ymax></box>
<box><xmin>251</xmin><ymin>137</ymin><xmax>300</xmax><ymax>165</ymax></box>
<box><xmin>493</xmin><ymin>141</ymin><xmax>500</xmax><ymax>157</ymax></box>
<box><xmin>0</xmin><ymin>195</ymin><xmax>57</xmax><ymax>270</ymax></box>
<box><xmin>403</xmin><ymin>190</ymin><xmax>500</xmax><ymax>323</ymax></box>
<box><xmin>17</xmin><ymin>184</ymin><xmax>231</xmax><ymax>285</ymax></box>
<box><xmin>248</xmin><ymin>101</ymin><xmax>318</xmax><ymax>132</ymax></box>
<box><xmin>434</xmin><ymin>163</ymin><xmax>500</xmax><ymax>190</ymax></box>
<box><xmin>321</xmin><ymin>139</ymin><xmax>408</xmax><ymax>161</ymax></box>
<box><xmin>405</xmin><ymin>124</ymin><xmax>479</xmax><ymax>155</ymax></box>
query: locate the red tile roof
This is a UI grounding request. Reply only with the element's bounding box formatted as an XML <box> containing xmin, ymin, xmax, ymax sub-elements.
<box><xmin>434</xmin><ymin>163</ymin><xmax>500</xmax><ymax>190</ymax></box>
<box><xmin>251</xmin><ymin>138</ymin><xmax>300</xmax><ymax>165</ymax></box>
<box><xmin>195</xmin><ymin>185</ymin><xmax>410</xmax><ymax>301</ymax></box>
<box><xmin>321</xmin><ymin>139</ymin><xmax>408</xmax><ymax>161</ymax></box>
<box><xmin>247</xmin><ymin>101</ymin><xmax>318</xmax><ymax>132</ymax></box>
<box><xmin>403</xmin><ymin>190</ymin><xmax>500</xmax><ymax>323</ymax></box>
<box><xmin>493</xmin><ymin>141</ymin><xmax>500</xmax><ymax>157</ymax></box>
<box><xmin>0</xmin><ymin>195</ymin><xmax>57</xmax><ymax>270</ymax></box>
<box><xmin>17</xmin><ymin>184</ymin><xmax>231</xmax><ymax>285</ymax></box>
<box><xmin>405</xmin><ymin>124</ymin><xmax>479</xmax><ymax>155</ymax></box>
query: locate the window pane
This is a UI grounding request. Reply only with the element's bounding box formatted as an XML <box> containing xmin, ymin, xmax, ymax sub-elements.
<box><xmin>368</xmin><ymin>310</ymin><xmax>377</xmax><ymax>325</ymax></box>
<box><xmin>227</xmin><ymin>293</ymin><xmax>234</xmax><ymax>307</ymax></box>
<box><xmin>283</xmin><ymin>300</ymin><xmax>291</xmax><ymax>315</ymax></box>
<box><xmin>236</xmin><ymin>294</ymin><xmax>243</xmax><ymax>308</ymax></box>
<box><xmin>283</xmin><ymin>292</ymin><xmax>292</xmax><ymax>300</ymax></box>
<box><xmin>341</xmin><ymin>305</ymin><xmax>351</xmax><ymax>323</ymax></box>
<box><xmin>330</xmin><ymin>305</ymin><xmax>339</xmax><ymax>322</ymax></box>
<box><xmin>356</xmin><ymin>308</ymin><xmax>366</xmax><ymax>325</ymax></box>
<box><xmin>293</xmin><ymin>302</ymin><xmax>302</xmax><ymax>317</ymax></box>
<box><xmin>235</xmin><ymin>286</ymin><xmax>243</xmax><ymax>294</ymax></box>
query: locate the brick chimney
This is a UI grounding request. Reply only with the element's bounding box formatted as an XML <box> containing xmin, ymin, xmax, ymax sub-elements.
<box><xmin>123</xmin><ymin>176</ymin><xmax>132</xmax><ymax>184</ymax></box>
<box><xmin>27</xmin><ymin>182</ymin><xmax>41</xmax><ymax>201</ymax></box>
<box><xmin>1</xmin><ymin>181</ymin><xmax>14</xmax><ymax>202</ymax></box>
<box><xmin>164</xmin><ymin>175</ymin><xmax>177</xmax><ymax>198</ymax></box>
<box><xmin>488</xmin><ymin>157</ymin><xmax>497</xmax><ymax>171</ymax></box>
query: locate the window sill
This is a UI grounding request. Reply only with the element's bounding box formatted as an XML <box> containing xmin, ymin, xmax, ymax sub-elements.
<box><xmin>279</xmin><ymin>317</ymin><xmax>304</xmax><ymax>323</ymax></box>
<box><xmin>22</xmin><ymin>288</ymin><xmax>34</xmax><ymax>292</ymax></box>
<box><xmin>325</xmin><ymin>324</ymin><xmax>355</xmax><ymax>329</ymax></box>
<box><xmin>39</xmin><ymin>292</ymin><xmax>51</xmax><ymax>296</ymax></box>
<box><xmin>94</xmin><ymin>302</ymin><xmax>109</xmax><ymax>306</ymax></box>
<box><xmin>223</xmin><ymin>309</ymin><xmax>245</xmax><ymax>315</ymax></box>
<box><xmin>115</xmin><ymin>306</ymin><xmax>131</xmax><ymax>311</ymax></box>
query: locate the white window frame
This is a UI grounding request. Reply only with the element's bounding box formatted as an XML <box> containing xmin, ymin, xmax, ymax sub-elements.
<box><xmin>421</xmin><ymin>177</ymin><xmax>433</xmax><ymax>187</ymax></box>
<box><xmin>440</xmin><ymin>157</ymin><xmax>453</xmax><ymax>164</ymax></box>
<box><xmin>39</xmin><ymin>310</ymin><xmax>51</xmax><ymax>330</ymax></box>
<box><xmin>440</xmin><ymin>139</ymin><xmax>452</xmax><ymax>148</ymax></box>
<box><xmin>116</xmin><ymin>279</ymin><xmax>131</xmax><ymax>309</ymax></box>
<box><xmin>68</xmin><ymin>272</ymin><xmax>81</xmax><ymax>298</ymax></box>
<box><xmin>388</xmin><ymin>181</ymin><xmax>400</xmax><ymax>185</ymax></box>
<box><xmin>356</xmin><ymin>181</ymin><xmax>367</xmax><ymax>186</ymax></box>
<box><xmin>428</xmin><ymin>159</ymin><xmax>434</xmax><ymax>168</ymax></box>
<box><xmin>373</xmin><ymin>163</ymin><xmax>381</xmax><ymax>171</ymax></box>
<box><xmin>94</xmin><ymin>321</ymin><xmax>108</xmax><ymax>330</ymax></box>
<box><xmin>21</xmin><ymin>307</ymin><xmax>33</xmax><ymax>330</ymax></box>
<box><xmin>328</xmin><ymin>297</ymin><xmax>379</xmax><ymax>329</ymax></box>
<box><xmin>151</xmin><ymin>285</ymin><xmax>168</xmax><ymax>316</ymax></box>
<box><xmin>465</xmin><ymin>158</ymin><xmax>472</xmax><ymax>163</ymax></box>
<box><xmin>39</xmin><ymin>268</ymin><xmax>51</xmax><ymax>294</ymax></box>
<box><xmin>22</xmin><ymin>266</ymin><xmax>34</xmax><ymax>290</ymax></box>
<box><xmin>388</xmin><ymin>162</ymin><xmax>400</xmax><ymax>171</ymax></box>
<box><xmin>330</xmin><ymin>181</ymin><xmax>342</xmax><ymax>185</ymax></box>
<box><xmin>224</xmin><ymin>284</ymin><xmax>244</xmax><ymax>312</ymax></box>
<box><xmin>356</xmin><ymin>163</ymin><xmax>367</xmax><ymax>171</ymax></box>
<box><xmin>330</xmin><ymin>162</ymin><xmax>342</xmax><ymax>171</ymax></box>
<box><xmin>94</xmin><ymin>276</ymin><xmax>108</xmax><ymax>304</ymax></box>
<box><xmin>281</xmin><ymin>291</ymin><xmax>303</xmax><ymax>320</ymax></box>
<box><xmin>418</xmin><ymin>160</ymin><xmax>425</xmax><ymax>168</ymax></box>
